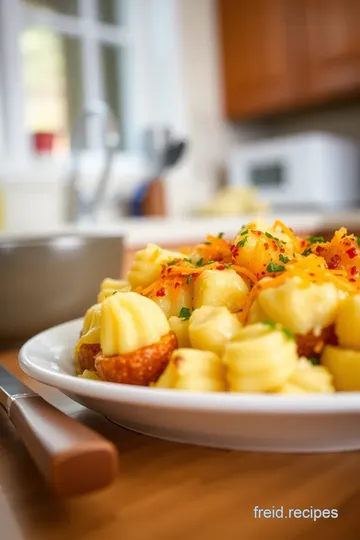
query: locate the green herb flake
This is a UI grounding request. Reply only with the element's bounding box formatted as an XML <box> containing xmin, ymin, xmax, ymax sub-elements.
<box><xmin>307</xmin><ymin>236</ymin><xmax>325</xmax><ymax>244</ymax></box>
<box><xmin>240</xmin><ymin>229</ymin><xmax>248</xmax><ymax>236</ymax></box>
<box><xmin>195</xmin><ymin>258</ymin><xmax>204</xmax><ymax>267</ymax></box>
<box><xmin>357</xmin><ymin>237</ymin><xmax>360</xmax><ymax>247</ymax></box>
<box><xmin>237</xmin><ymin>237</ymin><xmax>248</xmax><ymax>248</ymax></box>
<box><xmin>225</xmin><ymin>263</ymin><xmax>232</xmax><ymax>268</ymax></box>
<box><xmin>308</xmin><ymin>357</ymin><xmax>320</xmax><ymax>366</ymax></box>
<box><xmin>183</xmin><ymin>257</ymin><xmax>192</xmax><ymax>264</ymax></box>
<box><xmin>217</xmin><ymin>232</ymin><xmax>224</xmax><ymax>239</ymax></box>
<box><xmin>282</xmin><ymin>327</ymin><xmax>295</xmax><ymax>341</ymax></box>
<box><xmin>263</xmin><ymin>320</ymin><xmax>294</xmax><ymax>341</ymax></box>
<box><xmin>302</xmin><ymin>247</ymin><xmax>312</xmax><ymax>257</ymax></box>
<box><xmin>179</xmin><ymin>307</ymin><xmax>191</xmax><ymax>320</ymax></box>
<box><xmin>265</xmin><ymin>232</ymin><xmax>281</xmax><ymax>248</ymax></box>
<box><xmin>186</xmin><ymin>274</ymin><xmax>193</xmax><ymax>285</ymax></box>
<box><xmin>207</xmin><ymin>260</ymin><xmax>215</xmax><ymax>265</ymax></box>
<box><xmin>167</xmin><ymin>259</ymin><xmax>178</xmax><ymax>266</ymax></box>
<box><xmin>266</xmin><ymin>261</ymin><xmax>285</xmax><ymax>273</ymax></box>
<box><xmin>204</xmin><ymin>241</ymin><xmax>212</xmax><ymax>246</ymax></box>
<box><xmin>279</xmin><ymin>254</ymin><xmax>290</xmax><ymax>264</ymax></box>
<box><xmin>263</xmin><ymin>320</ymin><xmax>277</xmax><ymax>330</ymax></box>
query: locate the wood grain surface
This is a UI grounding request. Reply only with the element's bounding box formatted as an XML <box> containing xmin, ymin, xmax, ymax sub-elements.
<box><xmin>1</xmin><ymin>350</ymin><xmax>360</xmax><ymax>540</ymax></box>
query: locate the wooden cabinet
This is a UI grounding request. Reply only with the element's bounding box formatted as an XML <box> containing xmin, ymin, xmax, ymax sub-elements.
<box><xmin>218</xmin><ymin>0</ymin><xmax>360</xmax><ymax>119</ymax></box>
<box><xmin>303</xmin><ymin>0</ymin><xmax>360</xmax><ymax>102</ymax></box>
<box><xmin>217</xmin><ymin>0</ymin><xmax>296</xmax><ymax>118</ymax></box>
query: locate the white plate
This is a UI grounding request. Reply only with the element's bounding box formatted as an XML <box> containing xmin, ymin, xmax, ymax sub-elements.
<box><xmin>19</xmin><ymin>319</ymin><xmax>360</xmax><ymax>453</ymax></box>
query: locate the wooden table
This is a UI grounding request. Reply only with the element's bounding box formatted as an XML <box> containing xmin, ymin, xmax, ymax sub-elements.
<box><xmin>1</xmin><ymin>351</ymin><xmax>360</xmax><ymax>540</ymax></box>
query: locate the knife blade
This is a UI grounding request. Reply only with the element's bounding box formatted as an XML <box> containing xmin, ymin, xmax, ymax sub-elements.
<box><xmin>0</xmin><ymin>365</ymin><xmax>119</xmax><ymax>496</ymax></box>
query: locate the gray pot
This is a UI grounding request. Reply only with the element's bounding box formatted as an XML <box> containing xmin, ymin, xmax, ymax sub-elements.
<box><xmin>1</xmin><ymin>234</ymin><xmax>123</xmax><ymax>348</ymax></box>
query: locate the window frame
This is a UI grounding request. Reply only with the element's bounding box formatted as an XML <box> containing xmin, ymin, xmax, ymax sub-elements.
<box><xmin>0</xmin><ymin>0</ymin><xmax>142</xmax><ymax>161</ymax></box>
<box><xmin>0</xmin><ymin>0</ymin><xmax>188</xmax><ymax>172</ymax></box>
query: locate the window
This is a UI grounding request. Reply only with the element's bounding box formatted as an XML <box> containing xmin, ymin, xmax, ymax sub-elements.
<box><xmin>0</xmin><ymin>0</ymin><xmax>187</xmax><ymax>165</ymax></box>
<box><xmin>0</xmin><ymin>0</ymin><xmax>136</xmax><ymax>158</ymax></box>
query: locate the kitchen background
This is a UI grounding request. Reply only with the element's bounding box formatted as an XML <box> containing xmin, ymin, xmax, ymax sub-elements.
<box><xmin>1</xmin><ymin>0</ymin><xmax>360</xmax><ymax>238</ymax></box>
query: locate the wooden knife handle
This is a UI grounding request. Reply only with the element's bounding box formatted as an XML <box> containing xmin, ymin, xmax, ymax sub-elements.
<box><xmin>9</xmin><ymin>395</ymin><xmax>118</xmax><ymax>496</ymax></box>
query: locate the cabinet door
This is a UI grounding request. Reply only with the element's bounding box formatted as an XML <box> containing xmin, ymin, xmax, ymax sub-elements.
<box><xmin>303</xmin><ymin>0</ymin><xmax>360</xmax><ymax>101</ymax></box>
<box><xmin>217</xmin><ymin>0</ymin><xmax>298</xmax><ymax>119</ymax></box>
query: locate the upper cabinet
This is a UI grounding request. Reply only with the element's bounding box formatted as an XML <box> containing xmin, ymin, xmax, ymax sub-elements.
<box><xmin>303</xmin><ymin>0</ymin><xmax>360</xmax><ymax>102</ymax></box>
<box><xmin>217</xmin><ymin>0</ymin><xmax>360</xmax><ymax>120</ymax></box>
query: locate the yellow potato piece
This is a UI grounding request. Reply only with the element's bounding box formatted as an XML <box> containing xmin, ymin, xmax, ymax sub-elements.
<box><xmin>335</xmin><ymin>294</ymin><xmax>360</xmax><ymax>350</ymax></box>
<box><xmin>257</xmin><ymin>276</ymin><xmax>342</xmax><ymax>335</ymax></box>
<box><xmin>322</xmin><ymin>345</ymin><xmax>360</xmax><ymax>391</ymax></box>
<box><xmin>128</xmin><ymin>243</ymin><xmax>185</xmax><ymax>289</ymax></box>
<box><xmin>151</xmin><ymin>282</ymin><xmax>193</xmax><ymax>318</ymax></box>
<box><xmin>97</xmin><ymin>278</ymin><xmax>131</xmax><ymax>303</ymax></box>
<box><xmin>189</xmin><ymin>306</ymin><xmax>241</xmax><ymax>355</ymax></box>
<box><xmin>168</xmin><ymin>316</ymin><xmax>191</xmax><ymax>347</ymax></box>
<box><xmin>155</xmin><ymin>348</ymin><xmax>226</xmax><ymax>392</ymax></box>
<box><xmin>193</xmin><ymin>269</ymin><xmax>249</xmax><ymax>312</ymax></box>
<box><xmin>101</xmin><ymin>292</ymin><xmax>170</xmax><ymax>356</ymax></box>
<box><xmin>223</xmin><ymin>323</ymin><xmax>298</xmax><ymax>392</ymax></box>
<box><xmin>275</xmin><ymin>358</ymin><xmax>334</xmax><ymax>393</ymax></box>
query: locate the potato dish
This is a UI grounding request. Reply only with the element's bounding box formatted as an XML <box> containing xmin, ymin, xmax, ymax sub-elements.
<box><xmin>75</xmin><ymin>220</ymin><xmax>360</xmax><ymax>393</ymax></box>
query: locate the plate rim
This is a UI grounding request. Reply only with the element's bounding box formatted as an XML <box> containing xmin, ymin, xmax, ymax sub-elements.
<box><xmin>19</xmin><ymin>318</ymin><xmax>360</xmax><ymax>415</ymax></box>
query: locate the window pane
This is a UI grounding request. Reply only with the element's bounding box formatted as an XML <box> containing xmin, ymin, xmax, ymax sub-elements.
<box><xmin>21</xmin><ymin>28</ymin><xmax>83</xmax><ymax>153</ymax></box>
<box><xmin>97</xmin><ymin>0</ymin><xmax>124</xmax><ymax>25</ymax></box>
<box><xmin>23</xmin><ymin>0</ymin><xmax>78</xmax><ymax>16</ymax></box>
<box><xmin>101</xmin><ymin>44</ymin><xmax>124</xmax><ymax>149</ymax></box>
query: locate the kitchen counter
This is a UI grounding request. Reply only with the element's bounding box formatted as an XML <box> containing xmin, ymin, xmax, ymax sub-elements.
<box><xmin>2</xmin><ymin>210</ymin><xmax>360</xmax><ymax>249</ymax></box>
<box><xmin>1</xmin><ymin>349</ymin><xmax>360</xmax><ymax>540</ymax></box>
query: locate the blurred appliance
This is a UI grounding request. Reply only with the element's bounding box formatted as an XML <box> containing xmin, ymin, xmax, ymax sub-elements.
<box><xmin>228</xmin><ymin>133</ymin><xmax>360</xmax><ymax>209</ymax></box>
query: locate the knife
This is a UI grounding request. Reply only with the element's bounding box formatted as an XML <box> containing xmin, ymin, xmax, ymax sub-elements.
<box><xmin>0</xmin><ymin>366</ymin><xmax>118</xmax><ymax>496</ymax></box>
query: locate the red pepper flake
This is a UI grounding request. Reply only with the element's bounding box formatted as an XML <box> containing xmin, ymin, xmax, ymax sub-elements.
<box><xmin>349</xmin><ymin>278</ymin><xmax>356</xmax><ymax>282</ymax></box>
<box><xmin>346</xmin><ymin>247</ymin><xmax>357</xmax><ymax>259</ymax></box>
<box><xmin>156</xmin><ymin>288</ymin><xmax>166</xmax><ymax>297</ymax></box>
<box><xmin>328</xmin><ymin>254</ymin><xmax>341</xmax><ymax>269</ymax></box>
<box><xmin>216</xmin><ymin>264</ymin><xmax>226</xmax><ymax>270</ymax></box>
<box><xmin>174</xmin><ymin>282</ymin><xmax>180</xmax><ymax>288</ymax></box>
<box><xmin>280</xmin><ymin>247</ymin><xmax>285</xmax><ymax>253</ymax></box>
<box><xmin>350</xmin><ymin>266</ymin><xmax>358</xmax><ymax>276</ymax></box>
<box><xmin>167</xmin><ymin>267</ymin><xmax>172</xmax><ymax>274</ymax></box>
<box><xmin>264</xmin><ymin>242</ymin><xmax>269</xmax><ymax>250</ymax></box>
<box><xmin>344</xmin><ymin>240</ymin><xmax>351</xmax><ymax>246</ymax></box>
<box><xmin>309</xmin><ymin>272</ymin><xmax>315</xmax><ymax>277</ymax></box>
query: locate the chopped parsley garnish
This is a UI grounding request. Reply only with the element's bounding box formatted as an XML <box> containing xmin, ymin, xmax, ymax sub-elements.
<box><xmin>217</xmin><ymin>232</ymin><xmax>224</xmax><ymax>239</ymax></box>
<box><xmin>186</xmin><ymin>274</ymin><xmax>193</xmax><ymax>284</ymax></box>
<box><xmin>237</xmin><ymin>237</ymin><xmax>248</xmax><ymax>248</ymax></box>
<box><xmin>263</xmin><ymin>320</ymin><xmax>295</xmax><ymax>341</ymax></box>
<box><xmin>357</xmin><ymin>237</ymin><xmax>360</xmax><ymax>247</ymax></box>
<box><xmin>308</xmin><ymin>357</ymin><xmax>320</xmax><ymax>366</ymax></box>
<box><xmin>207</xmin><ymin>260</ymin><xmax>215</xmax><ymax>265</ymax></box>
<box><xmin>302</xmin><ymin>247</ymin><xmax>312</xmax><ymax>257</ymax></box>
<box><xmin>195</xmin><ymin>258</ymin><xmax>204</xmax><ymax>267</ymax></box>
<box><xmin>183</xmin><ymin>257</ymin><xmax>192</xmax><ymax>264</ymax></box>
<box><xmin>282</xmin><ymin>327</ymin><xmax>295</xmax><ymax>341</ymax></box>
<box><xmin>167</xmin><ymin>259</ymin><xmax>178</xmax><ymax>266</ymax></box>
<box><xmin>265</xmin><ymin>232</ymin><xmax>281</xmax><ymax>248</ymax></box>
<box><xmin>263</xmin><ymin>320</ymin><xmax>276</xmax><ymax>329</ymax></box>
<box><xmin>225</xmin><ymin>263</ymin><xmax>232</xmax><ymax>268</ymax></box>
<box><xmin>204</xmin><ymin>241</ymin><xmax>212</xmax><ymax>246</ymax></box>
<box><xmin>179</xmin><ymin>307</ymin><xmax>191</xmax><ymax>320</ymax></box>
<box><xmin>307</xmin><ymin>236</ymin><xmax>325</xmax><ymax>244</ymax></box>
<box><xmin>240</xmin><ymin>229</ymin><xmax>248</xmax><ymax>236</ymax></box>
<box><xmin>266</xmin><ymin>261</ymin><xmax>285</xmax><ymax>273</ymax></box>
<box><xmin>279</xmin><ymin>254</ymin><xmax>290</xmax><ymax>264</ymax></box>
<box><xmin>112</xmin><ymin>291</ymin><xmax>118</xmax><ymax>295</ymax></box>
